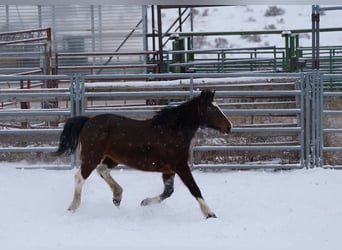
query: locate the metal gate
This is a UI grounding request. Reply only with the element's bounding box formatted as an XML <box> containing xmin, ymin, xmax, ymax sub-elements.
<box><xmin>0</xmin><ymin>72</ymin><xmax>341</xmax><ymax>169</ymax></box>
<box><xmin>316</xmin><ymin>73</ymin><xmax>342</xmax><ymax>168</ymax></box>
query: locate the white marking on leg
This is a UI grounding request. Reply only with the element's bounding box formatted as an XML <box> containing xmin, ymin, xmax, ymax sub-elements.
<box><xmin>197</xmin><ymin>198</ymin><xmax>216</xmax><ymax>218</ymax></box>
<box><xmin>141</xmin><ymin>174</ymin><xmax>174</xmax><ymax>206</ymax></box>
<box><xmin>68</xmin><ymin>170</ymin><xmax>84</xmax><ymax>211</ymax></box>
<box><xmin>96</xmin><ymin>163</ymin><xmax>123</xmax><ymax>206</ymax></box>
<box><xmin>141</xmin><ymin>196</ymin><xmax>162</xmax><ymax>206</ymax></box>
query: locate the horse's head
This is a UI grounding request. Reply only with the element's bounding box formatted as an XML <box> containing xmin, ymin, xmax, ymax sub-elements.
<box><xmin>197</xmin><ymin>89</ymin><xmax>233</xmax><ymax>134</ymax></box>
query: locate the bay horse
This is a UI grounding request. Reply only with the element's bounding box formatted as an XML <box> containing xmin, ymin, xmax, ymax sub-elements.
<box><xmin>54</xmin><ymin>89</ymin><xmax>232</xmax><ymax>218</ymax></box>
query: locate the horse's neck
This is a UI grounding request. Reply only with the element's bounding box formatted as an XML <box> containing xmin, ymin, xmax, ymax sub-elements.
<box><xmin>174</xmin><ymin>110</ymin><xmax>200</xmax><ymax>142</ymax></box>
<box><xmin>151</xmin><ymin>101</ymin><xmax>200</xmax><ymax>142</ymax></box>
<box><xmin>179</xmin><ymin>125</ymin><xmax>199</xmax><ymax>143</ymax></box>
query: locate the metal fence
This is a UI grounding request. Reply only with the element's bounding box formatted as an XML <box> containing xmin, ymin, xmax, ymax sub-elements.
<box><xmin>0</xmin><ymin>71</ymin><xmax>341</xmax><ymax>169</ymax></box>
<box><xmin>165</xmin><ymin>46</ymin><xmax>280</xmax><ymax>73</ymax></box>
<box><xmin>318</xmin><ymin>73</ymin><xmax>342</xmax><ymax>167</ymax></box>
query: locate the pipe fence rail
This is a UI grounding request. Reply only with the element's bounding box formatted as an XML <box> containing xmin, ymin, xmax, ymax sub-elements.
<box><xmin>0</xmin><ymin>71</ymin><xmax>341</xmax><ymax>169</ymax></box>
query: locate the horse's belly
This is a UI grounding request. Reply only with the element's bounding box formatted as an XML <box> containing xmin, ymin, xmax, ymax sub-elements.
<box><xmin>118</xmin><ymin>156</ymin><xmax>172</xmax><ymax>172</ymax></box>
<box><xmin>107</xmin><ymin>145</ymin><xmax>182</xmax><ymax>172</ymax></box>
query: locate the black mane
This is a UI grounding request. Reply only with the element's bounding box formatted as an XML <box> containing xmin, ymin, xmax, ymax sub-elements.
<box><xmin>151</xmin><ymin>97</ymin><xmax>200</xmax><ymax>141</ymax></box>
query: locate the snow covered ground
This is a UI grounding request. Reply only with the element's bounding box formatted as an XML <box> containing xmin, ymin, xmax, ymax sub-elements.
<box><xmin>1</xmin><ymin>164</ymin><xmax>342</xmax><ymax>249</ymax></box>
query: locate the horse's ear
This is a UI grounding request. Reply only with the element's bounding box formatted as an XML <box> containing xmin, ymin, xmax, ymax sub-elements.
<box><xmin>211</xmin><ymin>90</ymin><xmax>216</xmax><ymax>100</ymax></box>
<box><xmin>199</xmin><ymin>89</ymin><xmax>215</xmax><ymax>104</ymax></box>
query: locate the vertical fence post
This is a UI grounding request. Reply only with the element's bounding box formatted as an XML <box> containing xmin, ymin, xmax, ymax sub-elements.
<box><xmin>300</xmin><ymin>72</ymin><xmax>305</xmax><ymax>168</ymax></box>
<box><xmin>312</xmin><ymin>70</ymin><xmax>319</xmax><ymax>167</ymax></box>
<box><xmin>307</xmin><ymin>69</ymin><xmax>324</xmax><ymax>168</ymax></box>
<box><xmin>318</xmin><ymin>71</ymin><xmax>324</xmax><ymax>167</ymax></box>
<box><xmin>314</xmin><ymin>70</ymin><xmax>323</xmax><ymax>167</ymax></box>
<box><xmin>189</xmin><ymin>76</ymin><xmax>194</xmax><ymax>169</ymax></box>
<box><xmin>79</xmin><ymin>74</ymin><xmax>86</xmax><ymax>116</ymax></box>
<box><xmin>304</xmin><ymin>72</ymin><xmax>312</xmax><ymax>167</ymax></box>
<box><xmin>75</xmin><ymin>74</ymin><xmax>84</xmax><ymax>168</ymax></box>
<box><xmin>221</xmin><ymin>50</ymin><xmax>225</xmax><ymax>72</ymax></box>
<box><xmin>282</xmin><ymin>31</ymin><xmax>291</xmax><ymax>70</ymax></box>
<box><xmin>75</xmin><ymin>75</ymin><xmax>81</xmax><ymax>117</ymax></box>
<box><xmin>69</xmin><ymin>74</ymin><xmax>85</xmax><ymax>169</ymax></box>
<box><xmin>312</xmin><ymin>5</ymin><xmax>320</xmax><ymax>70</ymax></box>
<box><xmin>273</xmin><ymin>46</ymin><xmax>277</xmax><ymax>71</ymax></box>
<box><xmin>69</xmin><ymin>75</ymin><xmax>77</xmax><ymax>168</ymax></box>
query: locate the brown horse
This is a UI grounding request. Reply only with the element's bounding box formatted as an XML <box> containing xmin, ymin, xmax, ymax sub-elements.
<box><xmin>54</xmin><ymin>89</ymin><xmax>232</xmax><ymax>218</ymax></box>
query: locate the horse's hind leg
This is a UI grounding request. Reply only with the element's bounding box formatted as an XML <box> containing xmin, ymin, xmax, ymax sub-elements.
<box><xmin>96</xmin><ymin>157</ymin><xmax>123</xmax><ymax>207</ymax></box>
<box><xmin>68</xmin><ymin>169</ymin><xmax>85</xmax><ymax>211</ymax></box>
<box><xmin>141</xmin><ymin>173</ymin><xmax>175</xmax><ymax>206</ymax></box>
<box><xmin>68</xmin><ymin>154</ymin><xmax>101</xmax><ymax>211</ymax></box>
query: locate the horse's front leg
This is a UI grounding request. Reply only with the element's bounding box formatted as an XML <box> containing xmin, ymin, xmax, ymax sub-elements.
<box><xmin>141</xmin><ymin>173</ymin><xmax>175</xmax><ymax>206</ymax></box>
<box><xmin>176</xmin><ymin>166</ymin><xmax>217</xmax><ymax>219</ymax></box>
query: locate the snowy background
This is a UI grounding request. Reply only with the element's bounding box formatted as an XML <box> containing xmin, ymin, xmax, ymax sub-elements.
<box><xmin>160</xmin><ymin>5</ymin><xmax>342</xmax><ymax>49</ymax></box>
<box><xmin>1</xmin><ymin>5</ymin><xmax>342</xmax><ymax>249</ymax></box>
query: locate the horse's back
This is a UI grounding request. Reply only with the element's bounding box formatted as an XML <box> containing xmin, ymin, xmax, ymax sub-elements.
<box><xmin>91</xmin><ymin>113</ymin><xmax>140</xmax><ymax>124</ymax></box>
<box><xmin>80</xmin><ymin>113</ymin><xmax>153</xmax><ymax>151</ymax></box>
<box><xmin>83</xmin><ymin>113</ymin><xmax>146</xmax><ymax>131</ymax></box>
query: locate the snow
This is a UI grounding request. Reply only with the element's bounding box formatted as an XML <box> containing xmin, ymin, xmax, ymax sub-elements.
<box><xmin>1</xmin><ymin>164</ymin><xmax>342</xmax><ymax>249</ymax></box>
<box><xmin>84</xmin><ymin>76</ymin><xmax>286</xmax><ymax>88</ymax></box>
<box><xmin>161</xmin><ymin>5</ymin><xmax>342</xmax><ymax>49</ymax></box>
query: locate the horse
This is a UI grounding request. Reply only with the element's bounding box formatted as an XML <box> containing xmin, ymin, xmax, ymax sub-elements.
<box><xmin>54</xmin><ymin>89</ymin><xmax>233</xmax><ymax>218</ymax></box>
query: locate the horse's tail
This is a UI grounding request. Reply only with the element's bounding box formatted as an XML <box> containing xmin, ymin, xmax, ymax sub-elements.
<box><xmin>53</xmin><ymin>116</ymin><xmax>90</xmax><ymax>156</ymax></box>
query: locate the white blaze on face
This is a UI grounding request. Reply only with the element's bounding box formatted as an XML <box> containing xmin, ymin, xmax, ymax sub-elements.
<box><xmin>211</xmin><ymin>101</ymin><xmax>233</xmax><ymax>131</ymax></box>
<box><xmin>212</xmin><ymin>102</ymin><xmax>226</xmax><ymax>117</ymax></box>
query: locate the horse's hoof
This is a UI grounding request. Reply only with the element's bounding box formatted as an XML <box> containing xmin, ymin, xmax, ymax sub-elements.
<box><xmin>68</xmin><ymin>202</ymin><xmax>80</xmax><ymax>212</ymax></box>
<box><xmin>206</xmin><ymin>213</ymin><xmax>217</xmax><ymax>219</ymax></box>
<box><xmin>141</xmin><ymin>197</ymin><xmax>161</xmax><ymax>206</ymax></box>
<box><xmin>68</xmin><ymin>207</ymin><xmax>77</xmax><ymax>212</ymax></box>
<box><xmin>140</xmin><ymin>199</ymin><xmax>149</xmax><ymax>206</ymax></box>
<box><xmin>113</xmin><ymin>198</ymin><xmax>121</xmax><ymax>207</ymax></box>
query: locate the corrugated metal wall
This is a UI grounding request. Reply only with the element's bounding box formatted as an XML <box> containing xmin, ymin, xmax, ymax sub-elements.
<box><xmin>0</xmin><ymin>5</ymin><xmax>146</xmax><ymax>73</ymax></box>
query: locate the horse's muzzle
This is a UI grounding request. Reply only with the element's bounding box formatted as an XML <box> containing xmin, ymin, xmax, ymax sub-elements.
<box><xmin>227</xmin><ymin>126</ymin><xmax>232</xmax><ymax>134</ymax></box>
<box><xmin>218</xmin><ymin>122</ymin><xmax>232</xmax><ymax>134</ymax></box>
<box><xmin>225</xmin><ymin>120</ymin><xmax>233</xmax><ymax>134</ymax></box>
